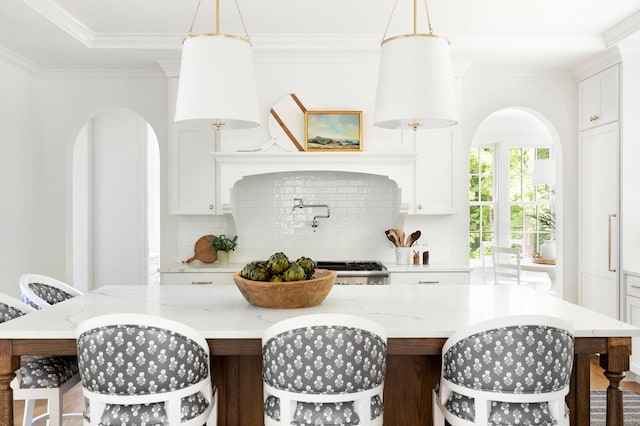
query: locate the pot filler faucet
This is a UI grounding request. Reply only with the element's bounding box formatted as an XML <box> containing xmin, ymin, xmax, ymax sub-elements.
<box><xmin>292</xmin><ymin>198</ymin><xmax>331</xmax><ymax>231</ymax></box>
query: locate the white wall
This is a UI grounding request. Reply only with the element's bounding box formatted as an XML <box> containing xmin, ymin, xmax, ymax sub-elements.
<box><xmin>0</xmin><ymin>58</ymin><xmax>43</xmax><ymax>297</ymax></box>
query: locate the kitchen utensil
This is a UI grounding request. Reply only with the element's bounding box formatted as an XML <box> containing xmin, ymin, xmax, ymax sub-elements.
<box><xmin>396</xmin><ymin>229</ymin><xmax>406</xmax><ymax>247</ymax></box>
<box><xmin>185</xmin><ymin>235</ymin><xmax>218</xmax><ymax>263</ymax></box>
<box><xmin>406</xmin><ymin>230</ymin><xmax>422</xmax><ymax>247</ymax></box>
<box><xmin>385</xmin><ymin>229</ymin><xmax>399</xmax><ymax>247</ymax></box>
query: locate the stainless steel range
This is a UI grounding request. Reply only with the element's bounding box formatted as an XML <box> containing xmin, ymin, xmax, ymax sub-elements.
<box><xmin>316</xmin><ymin>261</ymin><xmax>389</xmax><ymax>285</ymax></box>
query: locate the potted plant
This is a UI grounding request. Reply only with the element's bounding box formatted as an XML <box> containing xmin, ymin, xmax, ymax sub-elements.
<box><xmin>209</xmin><ymin>235</ymin><xmax>238</xmax><ymax>266</ymax></box>
<box><xmin>537</xmin><ymin>212</ymin><xmax>556</xmax><ymax>261</ymax></box>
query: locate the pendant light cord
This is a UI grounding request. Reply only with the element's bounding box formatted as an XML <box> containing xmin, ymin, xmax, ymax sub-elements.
<box><xmin>382</xmin><ymin>0</ymin><xmax>434</xmax><ymax>41</ymax></box>
<box><xmin>187</xmin><ymin>0</ymin><xmax>250</xmax><ymax>39</ymax></box>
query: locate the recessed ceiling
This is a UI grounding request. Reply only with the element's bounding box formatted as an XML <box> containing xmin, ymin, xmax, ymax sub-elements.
<box><xmin>1</xmin><ymin>0</ymin><xmax>639</xmax><ymax>71</ymax></box>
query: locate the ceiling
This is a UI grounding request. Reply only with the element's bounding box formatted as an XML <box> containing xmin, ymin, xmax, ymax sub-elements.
<box><xmin>2</xmin><ymin>0</ymin><xmax>640</xmax><ymax>72</ymax></box>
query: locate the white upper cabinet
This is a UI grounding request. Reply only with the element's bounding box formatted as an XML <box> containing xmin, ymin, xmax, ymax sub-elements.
<box><xmin>578</xmin><ymin>65</ymin><xmax>620</xmax><ymax>131</ymax></box>
<box><xmin>168</xmin><ymin>78</ymin><xmax>217</xmax><ymax>214</ymax></box>
<box><xmin>413</xmin><ymin>128</ymin><xmax>459</xmax><ymax>215</ymax></box>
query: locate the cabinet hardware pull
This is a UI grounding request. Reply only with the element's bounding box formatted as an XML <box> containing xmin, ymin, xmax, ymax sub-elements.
<box><xmin>417</xmin><ymin>204</ymin><xmax>423</xmax><ymax>210</ymax></box>
<box><xmin>630</xmin><ymin>285</ymin><xmax>640</xmax><ymax>289</ymax></box>
<box><xmin>589</xmin><ymin>114</ymin><xmax>600</xmax><ymax>122</ymax></box>
<box><xmin>608</xmin><ymin>213</ymin><xmax>617</xmax><ymax>273</ymax></box>
<box><xmin>192</xmin><ymin>281</ymin><xmax>213</xmax><ymax>285</ymax></box>
<box><xmin>208</xmin><ymin>204</ymin><xmax>214</xmax><ymax>210</ymax></box>
<box><xmin>418</xmin><ymin>280</ymin><xmax>439</xmax><ymax>284</ymax></box>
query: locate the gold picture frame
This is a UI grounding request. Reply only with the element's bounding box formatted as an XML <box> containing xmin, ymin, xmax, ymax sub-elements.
<box><xmin>304</xmin><ymin>111</ymin><xmax>363</xmax><ymax>151</ymax></box>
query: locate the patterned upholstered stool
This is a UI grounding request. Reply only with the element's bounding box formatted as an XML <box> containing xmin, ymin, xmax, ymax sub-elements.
<box><xmin>0</xmin><ymin>292</ymin><xmax>81</xmax><ymax>426</ymax></box>
<box><xmin>19</xmin><ymin>273</ymin><xmax>82</xmax><ymax>310</ymax></box>
<box><xmin>432</xmin><ymin>314</ymin><xmax>574</xmax><ymax>426</ymax></box>
<box><xmin>262</xmin><ymin>313</ymin><xmax>387</xmax><ymax>426</ymax></box>
<box><xmin>75</xmin><ymin>313</ymin><xmax>217</xmax><ymax>426</ymax></box>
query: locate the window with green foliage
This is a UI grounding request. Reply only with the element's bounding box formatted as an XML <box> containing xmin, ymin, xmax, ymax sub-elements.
<box><xmin>469</xmin><ymin>145</ymin><xmax>553</xmax><ymax>263</ymax></box>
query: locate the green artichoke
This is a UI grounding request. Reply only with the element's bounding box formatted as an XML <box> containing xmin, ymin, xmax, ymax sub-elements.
<box><xmin>249</xmin><ymin>263</ymin><xmax>272</xmax><ymax>282</ymax></box>
<box><xmin>270</xmin><ymin>274</ymin><xmax>284</xmax><ymax>282</ymax></box>
<box><xmin>295</xmin><ymin>256</ymin><xmax>316</xmax><ymax>279</ymax></box>
<box><xmin>267</xmin><ymin>252</ymin><xmax>290</xmax><ymax>274</ymax></box>
<box><xmin>240</xmin><ymin>262</ymin><xmax>259</xmax><ymax>279</ymax></box>
<box><xmin>282</xmin><ymin>264</ymin><xmax>306</xmax><ymax>282</ymax></box>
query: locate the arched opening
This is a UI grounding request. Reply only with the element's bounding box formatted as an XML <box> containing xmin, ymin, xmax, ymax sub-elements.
<box><xmin>468</xmin><ymin>107</ymin><xmax>562</xmax><ymax>294</ymax></box>
<box><xmin>72</xmin><ymin>109</ymin><xmax>160</xmax><ymax>291</ymax></box>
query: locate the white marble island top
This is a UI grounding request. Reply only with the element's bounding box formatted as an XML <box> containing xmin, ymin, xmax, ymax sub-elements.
<box><xmin>0</xmin><ymin>285</ymin><xmax>638</xmax><ymax>340</ymax></box>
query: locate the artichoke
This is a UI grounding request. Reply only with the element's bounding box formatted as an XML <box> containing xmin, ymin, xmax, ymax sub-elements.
<box><xmin>295</xmin><ymin>256</ymin><xmax>316</xmax><ymax>279</ymax></box>
<box><xmin>240</xmin><ymin>262</ymin><xmax>259</xmax><ymax>279</ymax></box>
<box><xmin>270</xmin><ymin>274</ymin><xmax>284</xmax><ymax>282</ymax></box>
<box><xmin>249</xmin><ymin>263</ymin><xmax>272</xmax><ymax>282</ymax></box>
<box><xmin>282</xmin><ymin>264</ymin><xmax>306</xmax><ymax>282</ymax></box>
<box><xmin>267</xmin><ymin>252</ymin><xmax>290</xmax><ymax>274</ymax></box>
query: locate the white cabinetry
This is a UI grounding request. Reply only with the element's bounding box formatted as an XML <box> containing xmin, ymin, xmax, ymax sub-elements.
<box><xmin>578</xmin><ymin>65</ymin><xmax>619</xmax><ymax>131</ymax></box>
<box><xmin>413</xmin><ymin>128</ymin><xmax>458</xmax><ymax>214</ymax></box>
<box><xmin>578</xmin><ymin>65</ymin><xmax>621</xmax><ymax>320</ymax></box>
<box><xmin>625</xmin><ymin>271</ymin><xmax>640</xmax><ymax>374</ymax></box>
<box><xmin>168</xmin><ymin>78</ymin><xmax>217</xmax><ymax>214</ymax></box>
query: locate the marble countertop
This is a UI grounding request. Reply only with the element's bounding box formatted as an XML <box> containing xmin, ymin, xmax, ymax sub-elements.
<box><xmin>625</xmin><ymin>268</ymin><xmax>640</xmax><ymax>277</ymax></box>
<box><xmin>0</xmin><ymin>285</ymin><xmax>637</xmax><ymax>340</ymax></box>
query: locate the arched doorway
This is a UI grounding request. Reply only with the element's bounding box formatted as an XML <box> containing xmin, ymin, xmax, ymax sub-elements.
<box><xmin>469</xmin><ymin>107</ymin><xmax>562</xmax><ymax>293</ymax></box>
<box><xmin>72</xmin><ymin>109</ymin><xmax>160</xmax><ymax>291</ymax></box>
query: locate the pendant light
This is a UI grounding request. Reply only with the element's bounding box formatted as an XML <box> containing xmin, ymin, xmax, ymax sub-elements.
<box><xmin>374</xmin><ymin>0</ymin><xmax>458</xmax><ymax>130</ymax></box>
<box><xmin>175</xmin><ymin>0</ymin><xmax>260</xmax><ymax>130</ymax></box>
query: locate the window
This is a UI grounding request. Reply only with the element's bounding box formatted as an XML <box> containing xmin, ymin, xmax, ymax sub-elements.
<box><xmin>469</xmin><ymin>145</ymin><xmax>552</xmax><ymax>264</ymax></box>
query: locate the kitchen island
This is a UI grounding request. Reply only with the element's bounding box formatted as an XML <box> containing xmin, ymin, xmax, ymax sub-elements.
<box><xmin>0</xmin><ymin>284</ymin><xmax>637</xmax><ymax>425</ymax></box>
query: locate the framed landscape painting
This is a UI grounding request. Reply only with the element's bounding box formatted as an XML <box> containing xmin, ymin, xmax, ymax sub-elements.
<box><xmin>304</xmin><ymin>111</ymin><xmax>362</xmax><ymax>151</ymax></box>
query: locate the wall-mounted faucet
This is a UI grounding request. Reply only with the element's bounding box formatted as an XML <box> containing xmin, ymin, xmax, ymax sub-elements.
<box><xmin>292</xmin><ymin>198</ymin><xmax>331</xmax><ymax>231</ymax></box>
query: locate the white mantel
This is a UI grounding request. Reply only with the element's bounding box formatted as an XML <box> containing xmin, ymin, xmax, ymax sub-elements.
<box><xmin>211</xmin><ymin>151</ymin><xmax>417</xmax><ymax>214</ymax></box>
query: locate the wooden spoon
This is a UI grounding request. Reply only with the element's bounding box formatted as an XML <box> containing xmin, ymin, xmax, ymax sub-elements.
<box><xmin>387</xmin><ymin>229</ymin><xmax>401</xmax><ymax>247</ymax></box>
<box><xmin>396</xmin><ymin>229</ymin><xmax>406</xmax><ymax>247</ymax></box>
<box><xmin>406</xmin><ymin>230</ymin><xmax>422</xmax><ymax>247</ymax></box>
<box><xmin>384</xmin><ymin>229</ymin><xmax>398</xmax><ymax>247</ymax></box>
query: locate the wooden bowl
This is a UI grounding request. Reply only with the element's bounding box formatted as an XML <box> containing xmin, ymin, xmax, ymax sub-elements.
<box><xmin>233</xmin><ymin>269</ymin><xmax>337</xmax><ymax>309</ymax></box>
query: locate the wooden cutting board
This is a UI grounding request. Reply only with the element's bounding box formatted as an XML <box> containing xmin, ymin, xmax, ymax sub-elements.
<box><xmin>186</xmin><ymin>235</ymin><xmax>218</xmax><ymax>263</ymax></box>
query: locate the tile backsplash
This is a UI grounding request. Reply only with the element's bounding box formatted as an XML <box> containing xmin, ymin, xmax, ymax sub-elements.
<box><xmin>177</xmin><ymin>171</ymin><xmax>402</xmax><ymax>263</ymax></box>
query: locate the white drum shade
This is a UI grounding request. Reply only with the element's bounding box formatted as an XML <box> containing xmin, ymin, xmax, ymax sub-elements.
<box><xmin>175</xmin><ymin>34</ymin><xmax>260</xmax><ymax>130</ymax></box>
<box><xmin>532</xmin><ymin>159</ymin><xmax>556</xmax><ymax>186</ymax></box>
<box><xmin>374</xmin><ymin>35</ymin><xmax>458</xmax><ymax>130</ymax></box>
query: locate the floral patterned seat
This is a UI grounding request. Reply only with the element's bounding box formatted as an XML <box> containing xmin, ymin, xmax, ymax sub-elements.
<box><xmin>433</xmin><ymin>315</ymin><xmax>574</xmax><ymax>426</ymax></box>
<box><xmin>19</xmin><ymin>273</ymin><xmax>82</xmax><ymax>310</ymax></box>
<box><xmin>75</xmin><ymin>313</ymin><xmax>217</xmax><ymax>426</ymax></box>
<box><xmin>0</xmin><ymin>292</ymin><xmax>82</xmax><ymax>426</ymax></box>
<box><xmin>262</xmin><ymin>313</ymin><xmax>387</xmax><ymax>426</ymax></box>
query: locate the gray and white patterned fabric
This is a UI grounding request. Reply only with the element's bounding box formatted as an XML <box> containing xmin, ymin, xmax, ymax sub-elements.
<box><xmin>19</xmin><ymin>355</ymin><xmax>79</xmax><ymax>388</ymax></box>
<box><xmin>264</xmin><ymin>394</ymin><xmax>384</xmax><ymax>425</ymax></box>
<box><xmin>440</xmin><ymin>324</ymin><xmax>573</xmax><ymax>425</ymax></box>
<box><xmin>263</xmin><ymin>324</ymin><xmax>386</xmax><ymax>424</ymax></box>
<box><xmin>0</xmin><ymin>301</ymin><xmax>27</xmax><ymax>322</ymax></box>
<box><xmin>77</xmin><ymin>323</ymin><xmax>210</xmax><ymax>425</ymax></box>
<box><xmin>0</xmin><ymin>299</ymin><xmax>79</xmax><ymax>389</ymax></box>
<box><xmin>25</xmin><ymin>282</ymin><xmax>74</xmax><ymax>308</ymax></box>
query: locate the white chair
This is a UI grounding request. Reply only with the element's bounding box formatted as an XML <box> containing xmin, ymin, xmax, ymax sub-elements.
<box><xmin>491</xmin><ymin>246</ymin><xmax>551</xmax><ymax>290</ymax></box>
<box><xmin>75</xmin><ymin>313</ymin><xmax>217</xmax><ymax>426</ymax></box>
<box><xmin>0</xmin><ymin>292</ymin><xmax>81</xmax><ymax>426</ymax></box>
<box><xmin>262</xmin><ymin>313</ymin><xmax>387</xmax><ymax>426</ymax></box>
<box><xmin>433</xmin><ymin>314</ymin><xmax>574</xmax><ymax>426</ymax></box>
<box><xmin>19</xmin><ymin>273</ymin><xmax>82</xmax><ymax>309</ymax></box>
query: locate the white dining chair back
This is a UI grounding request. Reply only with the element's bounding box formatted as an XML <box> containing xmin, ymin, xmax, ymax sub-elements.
<box><xmin>75</xmin><ymin>313</ymin><xmax>217</xmax><ymax>426</ymax></box>
<box><xmin>433</xmin><ymin>314</ymin><xmax>574</xmax><ymax>426</ymax></box>
<box><xmin>0</xmin><ymin>292</ymin><xmax>81</xmax><ymax>426</ymax></box>
<box><xmin>262</xmin><ymin>313</ymin><xmax>387</xmax><ymax>426</ymax></box>
<box><xmin>19</xmin><ymin>273</ymin><xmax>82</xmax><ymax>310</ymax></box>
<box><xmin>491</xmin><ymin>246</ymin><xmax>523</xmax><ymax>285</ymax></box>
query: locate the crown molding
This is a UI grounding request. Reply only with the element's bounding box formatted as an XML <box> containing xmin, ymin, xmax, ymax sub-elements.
<box><xmin>573</xmin><ymin>47</ymin><xmax>622</xmax><ymax>81</ymax></box>
<box><xmin>0</xmin><ymin>46</ymin><xmax>43</xmax><ymax>75</ymax></box>
<box><xmin>603</xmin><ymin>10</ymin><xmax>640</xmax><ymax>47</ymax></box>
<box><xmin>22</xmin><ymin>0</ymin><xmax>94</xmax><ymax>46</ymax></box>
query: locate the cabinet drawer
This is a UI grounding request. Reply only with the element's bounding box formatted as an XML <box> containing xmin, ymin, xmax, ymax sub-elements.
<box><xmin>160</xmin><ymin>272</ymin><xmax>235</xmax><ymax>286</ymax></box>
<box><xmin>389</xmin><ymin>272</ymin><xmax>469</xmax><ymax>285</ymax></box>
<box><xmin>626</xmin><ymin>274</ymin><xmax>640</xmax><ymax>298</ymax></box>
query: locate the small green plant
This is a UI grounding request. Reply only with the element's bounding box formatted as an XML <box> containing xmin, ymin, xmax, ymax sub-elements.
<box><xmin>209</xmin><ymin>234</ymin><xmax>238</xmax><ymax>252</ymax></box>
<box><xmin>538</xmin><ymin>212</ymin><xmax>556</xmax><ymax>231</ymax></box>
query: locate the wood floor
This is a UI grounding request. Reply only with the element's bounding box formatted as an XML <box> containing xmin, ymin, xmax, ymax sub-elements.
<box><xmin>13</xmin><ymin>357</ymin><xmax>640</xmax><ymax>425</ymax></box>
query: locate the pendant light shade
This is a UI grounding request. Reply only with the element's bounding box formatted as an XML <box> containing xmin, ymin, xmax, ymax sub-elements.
<box><xmin>374</xmin><ymin>0</ymin><xmax>458</xmax><ymax>130</ymax></box>
<box><xmin>174</xmin><ymin>0</ymin><xmax>260</xmax><ymax>130</ymax></box>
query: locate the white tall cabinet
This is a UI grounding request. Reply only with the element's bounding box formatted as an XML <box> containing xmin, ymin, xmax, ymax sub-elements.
<box><xmin>578</xmin><ymin>64</ymin><xmax>621</xmax><ymax>320</ymax></box>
